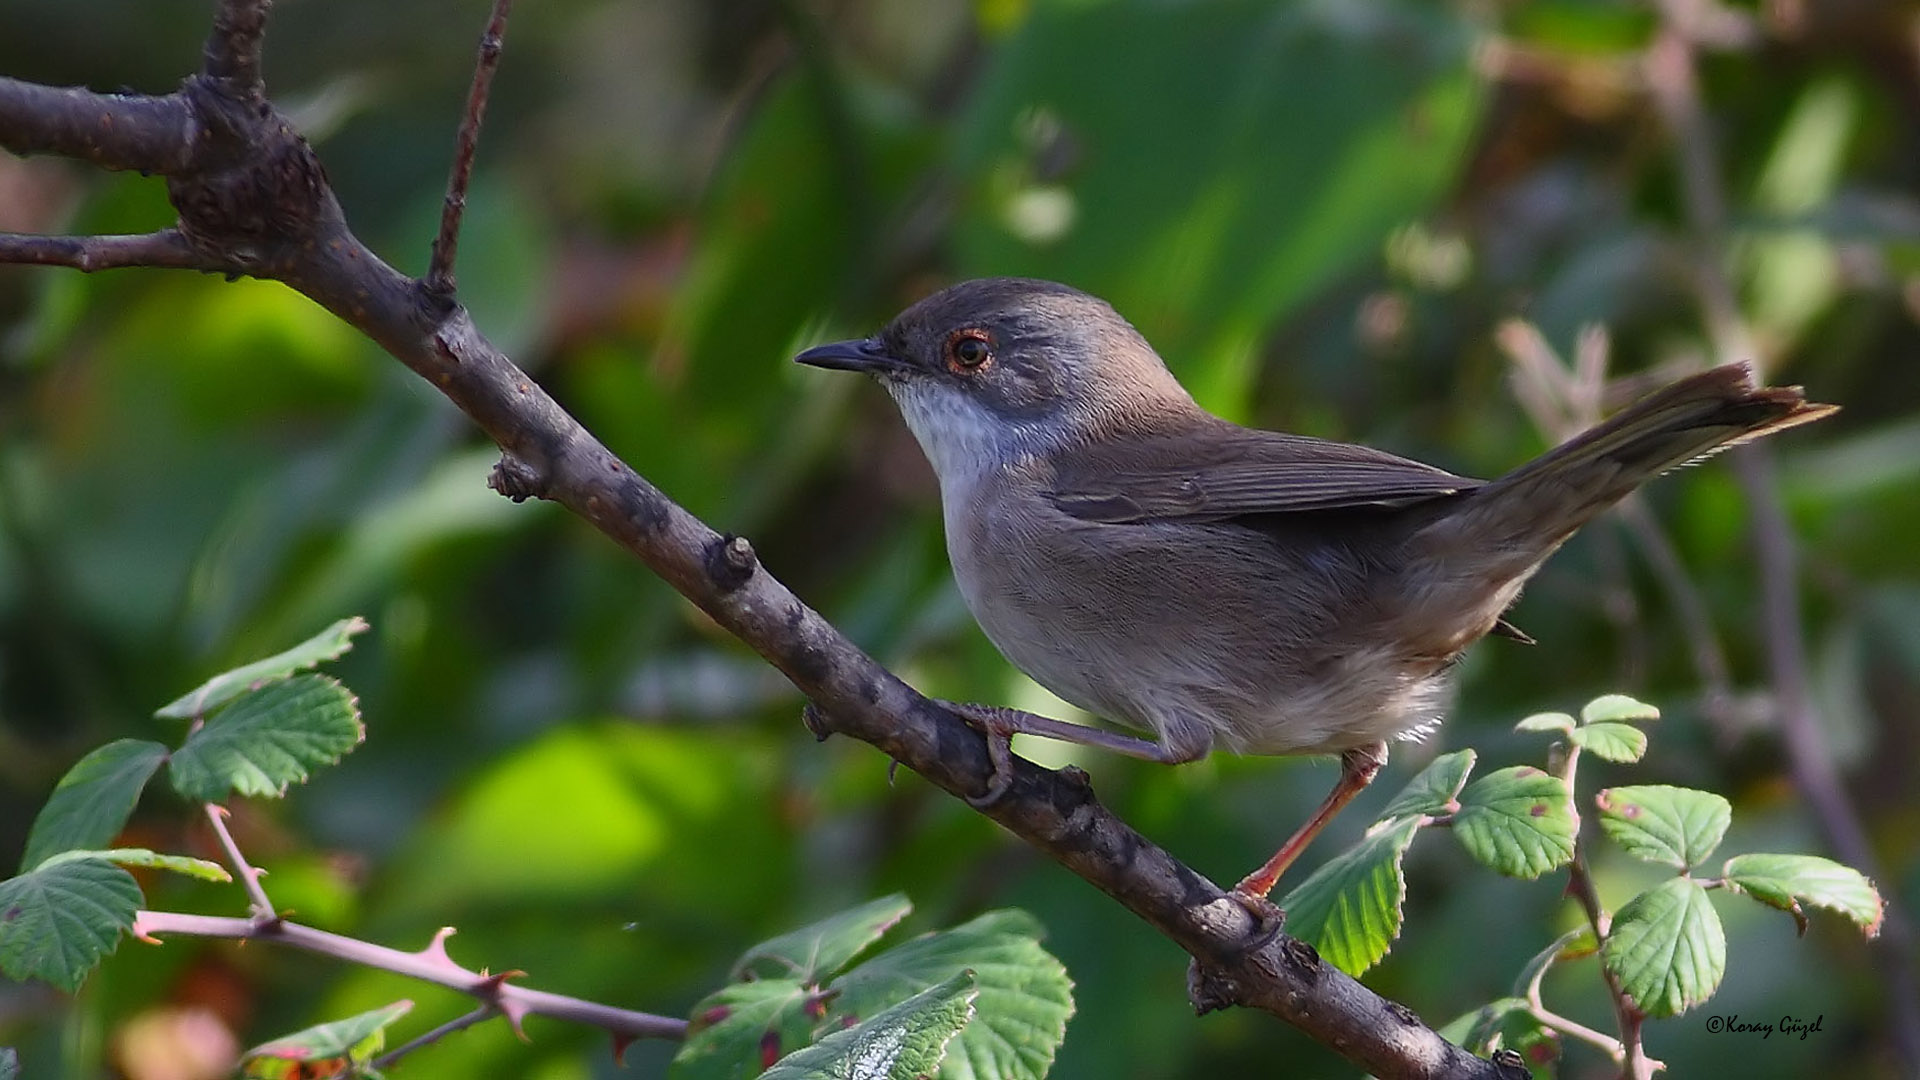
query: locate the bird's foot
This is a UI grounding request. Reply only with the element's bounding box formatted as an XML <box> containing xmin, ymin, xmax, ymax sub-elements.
<box><xmin>938</xmin><ymin>700</ymin><xmax>1020</xmax><ymax>808</ymax></box>
<box><xmin>1224</xmin><ymin>887</ymin><xmax>1287</xmax><ymax>954</ymax></box>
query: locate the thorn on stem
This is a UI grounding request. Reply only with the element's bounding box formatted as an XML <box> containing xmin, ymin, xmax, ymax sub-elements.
<box><xmin>421</xmin><ymin>926</ymin><xmax>459</xmax><ymax>963</ymax></box>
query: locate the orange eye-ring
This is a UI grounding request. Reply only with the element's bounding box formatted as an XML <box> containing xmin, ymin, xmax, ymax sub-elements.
<box><xmin>945</xmin><ymin>329</ymin><xmax>994</xmax><ymax>373</ymax></box>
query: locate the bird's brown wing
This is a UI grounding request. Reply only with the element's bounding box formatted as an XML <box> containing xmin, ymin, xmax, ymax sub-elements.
<box><xmin>1047</xmin><ymin>425</ymin><xmax>1482</xmax><ymax>524</ymax></box>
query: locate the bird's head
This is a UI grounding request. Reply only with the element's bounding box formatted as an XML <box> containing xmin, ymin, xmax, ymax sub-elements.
<box><xmin>796</xmin><ymin>277</ymin><xmax>1197</xmax><ymax>478</ymax></box>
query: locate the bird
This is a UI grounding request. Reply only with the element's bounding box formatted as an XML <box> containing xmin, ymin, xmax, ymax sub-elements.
<box><xmin>795</xmin><ymin>277</ymin><xmax>1834</xmax><ymax>901</ymax></box>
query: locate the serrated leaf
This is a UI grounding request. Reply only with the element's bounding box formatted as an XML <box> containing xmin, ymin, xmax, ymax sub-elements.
<box><xmin>676</xmin><ymin>910</ymin><xmax>1069</xmax><ymax>1080</ymax></box>
<box><xmin>38</xmin><ymin>848</ymin><xmax>230</xmax><ymax>883</ymax></box>
<box><xmin>1581</xmin><ymin>694</ymin><xmax>1659</xmax><ymax>725</ymax></box>
<box><xmin>734</xmin><ymin>894</ymin><xmax>914</xmax><ymax>982</ymax></box>
<box><xmin>1512</xmin><ymin>927</ymin><xmax>1596</xmax><ymax>1000</ymax></box>
<box><xmin>1722</xmin><ymin>853</ymin><xmax>1883</xmax><ymax>938</ymax></box>
<box><xmin>1280</xmin><ymin>816</ymin><xmax>1420</xmax><ymax>976</ymax></box>
<box><xmin>829</xmin><ymin>911</ymin><xmax>1072</xmax><ymax>1080</ymax></box>
<box><xmin>1514</xmin><ymin>712</ymin><xmax>1575</xmax><ymax>735</ymax></box>
<box><xmin>242</xmin><ymin>1001</ymin><xmax>412</xmax><ymax>1073</ymax></box>
<box><xmin>761</xmin><ymin>971</ymin><xmax>976</xmax><ymax>1080</ymax></box>
<box><xmin>19</xmin><ymin>739</ymin><xmax>169</xmax><ymax>872</ymax></box>
<box><xmin>157</xmin><ymin>617</ymin><xmax>369</xmax><ymax>719</ymax></box>
<box><xmin>1453</xmin><ymin>766</ymin><xmax>1575</xmax><ymax>879</ymax></box>
<box><xmin>1376</xmin><ymin>750</ymin><xmax>1475</xmax><ymax>823</ymax></box>
<box><xmin>167</xmin><ymin>675</ymin><xmax>363</xmax><ymax>802</ymax></box>
<box><xmin>1596</xmin><ymin>785</ymin><xmax>1730</xmax><ymax>869</ymax></box>
<box><xmin>1568</xmin><ymin>722</ymin><xmax>1648</xmax><ymax>763</ymax></box>
<box><xmin>0</xmin><ymin>857</ymin><xmax>141</xmax><ymax>991</ymax></box>
<box><xmin>1602</xmin><ymin>878</ymin><xmax>1725</xmax><ymax>1018</ymax></box>
<box><xmin>675</xmin><ymin>979</ymin><xmax>818</xmax><ymax>1080</ymax></box>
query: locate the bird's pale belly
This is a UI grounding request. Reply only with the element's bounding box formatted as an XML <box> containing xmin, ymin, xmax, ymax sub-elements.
<box><xmin>947</xmin><ymin>500</ymin><xmax>1455</xmax><ymax>760</ymax></box>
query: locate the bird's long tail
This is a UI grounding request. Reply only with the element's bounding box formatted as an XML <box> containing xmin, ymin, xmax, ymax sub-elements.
<box><xmin>1435</xmin><ymin>362</ymin><xmax>1836</xmax><ymax>569</ymax></box>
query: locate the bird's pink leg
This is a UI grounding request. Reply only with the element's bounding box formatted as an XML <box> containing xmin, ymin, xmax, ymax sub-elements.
<box><xmin>1233</xmin><ymin>741</ymin><xmax>1389</xmax><ymax>900</ymax></box>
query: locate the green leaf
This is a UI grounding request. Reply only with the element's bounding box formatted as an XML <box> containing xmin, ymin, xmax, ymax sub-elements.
<box><xmin>676</xmin><ymin>910</ymin><xmax>1071</xmax><ymax>1080</ymax></box>
<box><xmin>19</xmin><ymin>739</ymin><xmax>169</xmax><ymax>872</ymax></box>
<box><xmin>157</xmin><ymin>616</ymin><xmax>369</xmax><ymax>719</ymax></box>
<box><xmin>0</xmin><ymin>857</ymin><xmax>142</xmax><ymax>991</ymax></box>
<box><xmin>831</xmin><ymin>911</ymin><xmax>1073</xmax><ymax>1080</ymax></box>
<box><xmin>241</xmin><ymin>1001</ymin><xmax>412</xmax><ymax>1074</ymax></box>
<box><xmin>1514</xmin><ymin>712</ymin><xmax>1575</xmax><ymax>735</ymax></box>
<box><xmin>167</xmin><ymin>675</ymin><xmax>364</xmax><ymax>802</ymax></box>
<box><xmin>1602</xmin><ymin>878</ymin><xmax>1726</xmax><ymax>1018</ymax></box>
<box><xmin>761</xmin><ymin>972</ymin><xmax>977</xmax><ymax>1080</ymax></box>
<box><xmin>1453</xmin><ymin>766</ymin><xmax>1575</xmax><ymax>879</ymax></box>
<box><xmin>1567</xmin><ymin>722</ymin><xmax>1648</xmax><ymax>764</ymax></box>
<box><xmin>1280</xmin><ymin>817</ymin><xmax>1421</xmax><ymax>976</ymax></box>
<box><xmin>38</xmin><ymin>848</ymin><xmax>230</xmax><ymax>883</ymax></box>
<box><xmin>1580</xmin><ymin>694</ymin><xmax>1659</xmax><ymax>725</ymax></box>
<box><xmin>1376</xmin><ymin>750</ymin><xmax>1475</xmax><ymax>822</ymax></box>
<box><xmin>734</xmin><ymin>894</ymin><xmax>914</xmax><ymax>982</ymax></box>
<box><xmin>1722</xmin><ymin>853</ymin><xmax>1884</xmax><ymax>938</ymax></box>
<box><xmin>676</xmin><ymin>979</ymin><xmax>819</xmax><ymax>1080</ymax></box>
<box><xmin>1595</xmin><ymin>785</ymin><xmax>1731</xmax><ymax>869</ymax></box>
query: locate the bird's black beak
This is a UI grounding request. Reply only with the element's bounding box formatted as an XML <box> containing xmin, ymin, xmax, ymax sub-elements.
<box><xmin>793</xmin><ymin>336</ymin><xmax>903</xmax><ymax>375</ymax></box>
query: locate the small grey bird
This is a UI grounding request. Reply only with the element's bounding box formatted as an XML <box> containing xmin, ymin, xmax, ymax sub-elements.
<box><xmin>796</xmin><ymin>277</ymin><xmax>1833</xmax><ymax>900</ymax></box>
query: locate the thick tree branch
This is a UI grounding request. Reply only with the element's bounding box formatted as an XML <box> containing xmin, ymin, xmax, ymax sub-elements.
<box><xmin>0</xmin><ymin>78</ymin><xmax>196</xmax><ymax>173</ymax></box>
<box><xmin>0</xmin><ymin>17</ymin><xmax>1522</xmax><ymax>1080</ymax></box>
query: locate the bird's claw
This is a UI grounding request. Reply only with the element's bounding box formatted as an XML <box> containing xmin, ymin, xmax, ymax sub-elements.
<box><xmin>941</xmin><ymin>701</ymin><xmax>1018</xmax><ymax>808</ymax></box>
<box><xmin>1224</xmin><ymin>888</ymin><xmax>1287</xmax><ymax>955</ymax></box>
<box><xmin>965</xmin><ymin>726</ymin><xmax>1016</xmax><ymax>808</ymax></box>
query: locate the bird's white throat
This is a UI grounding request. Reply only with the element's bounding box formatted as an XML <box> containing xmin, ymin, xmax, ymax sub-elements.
<box><xmin>884</xmin><ymin>381</ymin><xmax>1043</xmax><ymax>506</ymax></box>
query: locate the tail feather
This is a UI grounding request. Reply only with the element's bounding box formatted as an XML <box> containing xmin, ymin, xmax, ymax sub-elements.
<box><xmin>1451</xmin><ymin>361</ymin><xmax>1836</xmax><ymax>554</ymax></box>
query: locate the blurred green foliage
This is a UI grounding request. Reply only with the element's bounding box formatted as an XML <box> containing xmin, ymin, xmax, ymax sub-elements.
<box><xmin>3</xmin><ymin>0</ymin><xmax>1919</xmax><ymax>1077</ymax></box>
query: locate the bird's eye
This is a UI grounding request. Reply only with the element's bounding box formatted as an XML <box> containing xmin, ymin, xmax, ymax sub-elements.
<box><xmin>946</xmin><ymin>329</ymin><xmax>994</xmax><ymax>373</ymax></box>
